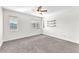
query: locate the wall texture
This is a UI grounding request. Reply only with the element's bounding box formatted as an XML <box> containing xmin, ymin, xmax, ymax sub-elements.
<box><xmin>3</xmin><ymin>9</ymin><xmax>42</xmax><ymax>41</ymax></box>
<box><xmin>0</xmin><ymin>7</ymin><xmax>3</xmax><ymax>46</ymax></box>
<box><xmin>43</xmin><ymin>7</ymin><xmax>79</xmax><ymax>44</ymax></box>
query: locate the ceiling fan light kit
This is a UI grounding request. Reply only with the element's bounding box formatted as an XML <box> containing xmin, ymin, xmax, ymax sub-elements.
<box><xmin>33</xmin><ymin>6</ymin><xmax>47</xmax><ymax>15</ymax></box>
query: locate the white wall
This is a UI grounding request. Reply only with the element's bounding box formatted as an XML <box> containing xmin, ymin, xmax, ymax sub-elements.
<box><xmin>3</xmin><ymin>7</ymin><xmax>79</xmax><ymax>44</ymax></box>
<box><xmin>0</xmin><ymin>7</ymin><xmax>3</xmax><ymax>46</ymax></box>
<box><xmin>43</xmin><ymin>7</ymin><xmax>79</xmax><ymax>44</ymax></box>
<box><xmin>3</xmin><ymin>9</ymin><xmax>42</xmax><ymax>41</ymax></box>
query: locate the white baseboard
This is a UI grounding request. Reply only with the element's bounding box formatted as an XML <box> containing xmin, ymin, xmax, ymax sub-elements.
<box><xmin>43</xmin><ymin>33</ymin><xmax>79</xmax><ymax>44</ymax></box>
<box><xmin>3</xmin><ymin>33</ymin><xmax>79</xmax><ymax>44</ymax></box>
<box><xmin>3</xmin><ymin>34</ymin><xmax>42</xmax><ymax>42</ymax></box>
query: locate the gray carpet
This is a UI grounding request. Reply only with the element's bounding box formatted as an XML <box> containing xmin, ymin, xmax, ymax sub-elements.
<box><xmin>0</xmin><ymin>34</ymin><xmax>79</xmax><ymax>53</ymax></box>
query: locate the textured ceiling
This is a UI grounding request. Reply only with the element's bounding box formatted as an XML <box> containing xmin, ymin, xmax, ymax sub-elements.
<box><xmin>3</xmin><ymin>6</ymin><xmax>73</xmax><ymax>17</ymax></box>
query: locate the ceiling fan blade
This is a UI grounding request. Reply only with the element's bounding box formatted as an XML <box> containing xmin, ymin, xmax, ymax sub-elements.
<box><xmin>37</xmin><ymin>6</ymin><xmax>42</xmax><ymax>11</ymax></box>
<box><xmin>40</xmin><ymin>10</ymin><xmax>47</xmax><ymax>12</ymax></box>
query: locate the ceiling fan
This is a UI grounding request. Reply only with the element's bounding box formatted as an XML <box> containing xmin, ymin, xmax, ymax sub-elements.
<box><xmin>33</xmin><ymin>6</ymin><xmax>47</xmax><ymax>14</ymax></box>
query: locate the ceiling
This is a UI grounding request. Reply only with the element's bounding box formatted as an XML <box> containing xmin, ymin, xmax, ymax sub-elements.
<box><xmin>3</xmin><ymin>6</ymin><xmax>73</xmax><ymax>17</ymax></box>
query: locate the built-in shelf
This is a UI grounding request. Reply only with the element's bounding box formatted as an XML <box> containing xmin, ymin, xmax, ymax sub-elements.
<box><xmin>47</xmin><ymin>20</ymin><xmax>56</xmax><ymax>27</ymax></box>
